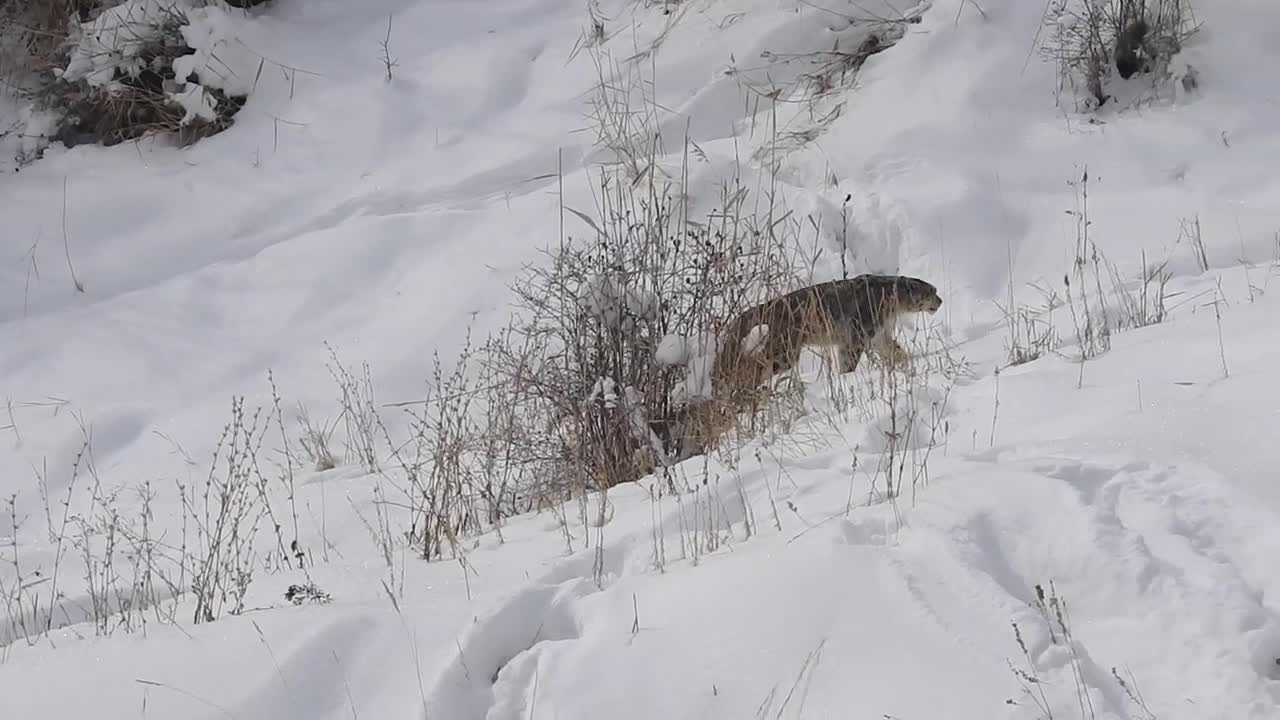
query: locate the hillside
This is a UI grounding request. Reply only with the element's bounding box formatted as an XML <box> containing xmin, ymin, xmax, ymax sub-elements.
<box><xmin>2</xmin><ymin>0</ymin><xmax>1280</xmax><ymax>718</ymax></box>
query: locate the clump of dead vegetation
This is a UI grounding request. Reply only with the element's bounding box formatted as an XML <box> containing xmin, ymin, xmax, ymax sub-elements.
<box><xmin>1</xmin><ymin>0</ymin><xmax>265</xmax><ymax>164</ymax></box>
<box><xmin>1037</xmin><ymin>0</ymin><xmax>1200</xmax><ymax>110</ymax></box>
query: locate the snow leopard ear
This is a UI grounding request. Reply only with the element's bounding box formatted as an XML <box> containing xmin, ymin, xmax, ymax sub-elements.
<box><xmin>892</xmin><ymin>276</ymin><xmax>920</xmax><ymax>297</ymax></box>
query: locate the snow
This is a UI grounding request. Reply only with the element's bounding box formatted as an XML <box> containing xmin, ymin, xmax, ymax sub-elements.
<box><xmin>171</xmin><ymin>83</ymin><xmax>218</xmax><ymax>125</ymax></box>
<box><xmin>173</xmin><ymin>4</ymin><xmax>266</xmax><ymax>96</ymax></box>
<box><xmin>59</xmin><ymin>0</ymin><xmax>261</xmax><ymax>99</ymax></box>
<box><xmin>3</xmin><ymin>0</ymin><xmax>1280</xmax><ymax>718</ymax></box>
<box><xmin>665</xmin><ymin>331</ymin><xmax>720</xmax><ymax>403</ymax></box>
<box><xmin>655</xmin><ymin>333</ymin><xmax>690</xmax><ymax>366</ymax></box>
<box><xmin>60</xmin><ymin>0</ymin><xmax>187</xmax><ymax>87</ymax></box>
<box><xmin>740</xmin><ymin>322</ymin><xmax>770</xmax><ymax>355</ymax></box>
<box><xmin>583</xmin><ymin>271</ymin><xmax>660</xmax><ymax>329</ymax></box>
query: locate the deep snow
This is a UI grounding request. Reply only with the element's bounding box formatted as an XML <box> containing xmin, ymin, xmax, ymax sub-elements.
<box><xmin>3</xmin><ymin>0</ymin><xmax>1280</xmax><ymax>718</ymax></box>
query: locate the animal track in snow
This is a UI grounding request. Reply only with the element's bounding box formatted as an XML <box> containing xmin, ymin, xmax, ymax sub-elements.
<box><xmin>1020</xmin><ymin>456</ymin><xmax>1280</xmax><ymax>713</ymax></box>
<box><xmin>423</xmin><ymin>578</ymin><xmax>592</xmax><ymax>720</ymax></box>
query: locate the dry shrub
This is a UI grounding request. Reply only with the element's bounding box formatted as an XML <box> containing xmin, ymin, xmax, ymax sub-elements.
<box><xmin>401</xmin><ymin>339</ymin><xmax>497</xmax><ymax>561</ymax></box>
<box><xmin>485</xmin><ymin>157</ymin><xmax>809</xmax><ymax>501</ymax></box>
<box><xmin>1039</xmin><ymin>0</ymin><xmax>1199</xmax><ymax>109</ymax></box>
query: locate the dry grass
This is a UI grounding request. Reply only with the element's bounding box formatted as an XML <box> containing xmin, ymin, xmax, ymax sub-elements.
<box><xmin>1009</xmin><ymin>582</ymin><xmax>1160</xmax><ymax>719</ymax></box>
<box><xmin>0</xmin><ymin>381</ymin><xmax>338</xmax><ymax>652</ymax></box>
<box><xmin>994</xmin><ymin>166</ymin><xmax>1178</xmax><ymax>389</ymax></box>
<box><xmin>727</xmin><ymin>6</ymin><xmax>926</xmax><ymax>159</ymax></box>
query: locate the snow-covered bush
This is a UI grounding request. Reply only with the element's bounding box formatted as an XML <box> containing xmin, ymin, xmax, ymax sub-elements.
<box><xmin>1038</xmin><ymin>0</ymin><xmax>1199</xmax><ymax>110</ymax></box>
<box><xmin>8</xmin><ymin>0</ymin><xmax>266</xmax><ymax>163</ymax></box>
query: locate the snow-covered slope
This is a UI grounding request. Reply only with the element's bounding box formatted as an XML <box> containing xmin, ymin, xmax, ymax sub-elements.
<box><xmin>3</xmin><ymin>0</ymin><xmax>1280</xmax><ymax>718</ymax></box>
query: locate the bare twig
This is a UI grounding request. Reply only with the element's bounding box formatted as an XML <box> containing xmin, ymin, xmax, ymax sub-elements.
<box><xmin>379</xmin><ymin>14</ymin><xmax>397</xmax><ymax>83</ymax></box>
